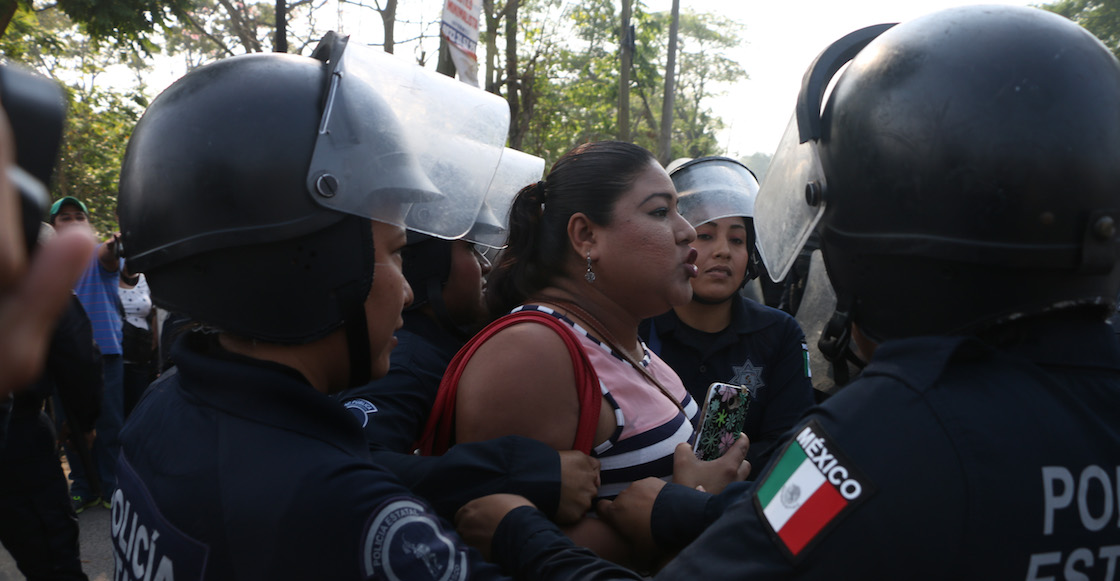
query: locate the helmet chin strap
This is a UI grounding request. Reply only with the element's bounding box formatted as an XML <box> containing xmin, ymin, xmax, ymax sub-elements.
<box><xmin>344</xmin><ymin>306</ymin><xmax>372</xmax><ymax>387</ymax></box>
<box><xmin>817</xmin><ymin>296</ymin><xmax>869</xmax><ymax>386</ymax></box>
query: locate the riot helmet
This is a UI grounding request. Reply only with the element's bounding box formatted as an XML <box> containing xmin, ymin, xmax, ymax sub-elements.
<box><xmin>756</xmin><ymin>5</ymin><xmax>1120</xmax><ymax>343</ymax></box>
<box><xmin>119</xmin><ymin>33</ymin><xmax>511</xmax><ymax>385</ymax></box>
<box><xmin>671</xmin><ymin>156</ymin><xmax>761</xmax><ymax>282</ymax></box>
<box><xmin>404</xmin><ymin>147</ymin><xmax>545</xmax><ymax>333</ymax></box>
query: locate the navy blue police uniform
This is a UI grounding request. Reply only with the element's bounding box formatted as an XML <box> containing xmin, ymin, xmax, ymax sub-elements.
<box><xmin>114</xmin><ymin>332</ymin><xmax>527</xmax><ymax>580</ymax></box>
<box><xmin>340</xmin><ymin>310</ymin><xmax>456</xmax><ymax>453</ymax></box>
<box><xmin>653</xmin><ymin>314</ymin><xmax>1120</xmax><ymax>578</ymax></box>
<box><xmin>1</xmin><ymin>297</ymin><xmax>101</xmax><ymax>580</ymax></box>
<box><xmin>641</xmin><ymin>295</ymin><xmax>815</xmax><ymax>464</ymax></box>
<box><xmin>338</xmin><ymin>310</ymin><xmax>565</xmax><ymax>521</ymax></box>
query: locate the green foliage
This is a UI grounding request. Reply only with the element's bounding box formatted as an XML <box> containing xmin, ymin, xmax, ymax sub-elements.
<box><xmin>503</xmin><ymin>0</ymin><xmax>743</xmax><ymax>167</ymax></box>
<box><xmin>2</xmin><ymin>4</ymin><xmax>143</xmax><ymax>235</ymax></box>
<box><xmin>53</xmin><ymin>86</ymin><xmax>142</xmax><ymax>235</ymax></box>
<box><xmin>1</xmin><ymin>0</ymin><xmax>749</xmax><ymax>223</ymax></box>
<box><xmin>53</xmin><ymin>0</ymin><xmax>193</xmax><ymax>53</ymax></box>
<box><xmin>1041</xmin><ymin>0</ymin><xmax>1120</xmax><ymax>58</ymax></box>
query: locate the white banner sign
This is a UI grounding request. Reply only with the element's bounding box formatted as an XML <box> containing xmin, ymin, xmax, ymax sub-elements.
<box><xmin>441</xmin><ymin>0</ymin><xmax>481</xmax><ymax>86</ymax></box>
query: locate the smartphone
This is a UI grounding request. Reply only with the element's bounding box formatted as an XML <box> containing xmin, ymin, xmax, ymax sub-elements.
<box><xmin>693</xmin><ymin>382</ymin><xmax>751</xmax><ymax>461</ymax></box>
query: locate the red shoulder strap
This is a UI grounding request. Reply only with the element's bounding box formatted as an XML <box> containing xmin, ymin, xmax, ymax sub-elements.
<box><xmin>416</xmin><ymin>310</ymin><xmax>601</xmax><ymax>456</ymax></box>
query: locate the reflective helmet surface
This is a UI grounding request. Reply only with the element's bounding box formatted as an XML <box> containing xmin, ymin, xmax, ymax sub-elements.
<box><xmin>671</xmin><ymin>156</ymin><xmax>758</xmax><ymax>228</ymax></box>
<box><xmin>764</xmin><ymin>5</ymin><xmax>1120</xmax><ymax>340</ymax></box>
<box><xmin>119</xmin><ymin>51</ymin><xmax>386</xmax><ymax>343</ymax></box>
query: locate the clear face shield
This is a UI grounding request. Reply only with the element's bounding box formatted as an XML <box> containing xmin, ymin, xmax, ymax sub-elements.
<box><xmin>466</xmin><ymin>148</ymin><xmax>545</xmax><ymax>249</ymax></box>
<box><xmin>793</xmin><ymin>249</ymin><xmax>837</xmax><ymax>386</ymax></box>
<box><xmin>753</xmin><ymin>23</ymin><xmax>895</xmax><ymax>283</ymax></box>
<box><xmin>306</xmin><ymin>34</ymin><xmax>511</xmax><ymax>239</ymax></box>
<box><xmin>671</xmin><ymin>157</ymin><xmax>759</xmax><ymax>228</ymax></box>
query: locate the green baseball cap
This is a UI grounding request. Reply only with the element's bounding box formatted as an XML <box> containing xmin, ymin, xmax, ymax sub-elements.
<box><xmin>49</xmin><ymin>196</ymin><xmax>89</xmax><ymax>220</ymax></box>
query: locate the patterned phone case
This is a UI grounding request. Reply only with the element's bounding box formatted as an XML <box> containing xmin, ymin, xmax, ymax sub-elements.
<box><xmin>694</xmin><ymin>382</ymin><xmax>751</xmax><ymax>461</ymax></box>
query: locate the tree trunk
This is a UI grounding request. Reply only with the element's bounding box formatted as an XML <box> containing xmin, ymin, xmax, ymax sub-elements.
<box><xmin>0</xmin><ymin>1</ymin><xmax>16</xmax><ymax>39</ymax></box>
<box><xmin>618</xmin><ymin>0</ymin><xmax>632</xmax><ymax>141</ymax></box>
<box><xmin>274</xmin><ymin>0</ymin><xmax>288</xmax><ymax>52</ymax></box>
<box><xmin>504</xmin><ymin>0</ymin><xmax>523</xmax><ymax>148</ymax></box>
<box><xmin>658</xmin><ymin>0</ymin><xmax>680</xmax><ymax>165</ymax></box>
<box><xmin>483</xmin><ymin>0</ymin><xmax>501</xmax><ymax>94</ymax></box>
<box><xmin>381</xmin><ymin>0</ymin><xmax>397</xmax><ymax>53</ymax></box>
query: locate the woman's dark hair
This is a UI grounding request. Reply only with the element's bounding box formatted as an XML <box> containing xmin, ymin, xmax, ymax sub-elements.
<box><xmin>486</xmin><ymin>140</ymin><xmax>658</xmax><ymax>315</ymax></box>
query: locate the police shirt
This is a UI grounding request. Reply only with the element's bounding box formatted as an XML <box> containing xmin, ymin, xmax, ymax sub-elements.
<box><xmin>641</xmin><ymin>296</ymin><xmax>815</xmax><ymax>464</ymax></box>
<box><xmin>113</xmin><ymin>332</ymin><xmax>515</xmax><ymax>580</ymax></box>
<box><xmin>494</xmin><ymin>314</ymin><xmax>1120</xmax><ymax>579</ymax></box>
<box><xmin>339</xmin><ymin>311</ymin><xmax>458</xmax><ymax>453</ymax></box>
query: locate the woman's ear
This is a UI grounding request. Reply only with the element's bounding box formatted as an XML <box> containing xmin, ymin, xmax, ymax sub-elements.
<box><xmin>567</xmin><ymin>212</ymin><xmax>596</xmax><ymax>259</ymax></box>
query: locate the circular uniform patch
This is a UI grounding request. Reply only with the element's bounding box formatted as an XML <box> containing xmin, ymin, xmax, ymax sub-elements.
<box><xmin>344</xmin><ymin>398</ymin><xmax>378</xmax><ymax>428</ymax></box>
<box><xmin>362</xmin><ymin>497</ymin><xmax>468</xmax><ymax>581</ymax></box>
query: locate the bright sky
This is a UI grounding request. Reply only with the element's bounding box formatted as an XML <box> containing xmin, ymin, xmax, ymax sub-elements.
<box><xmin>641</xmin><ymin>0</ymin><xmax>1042</xmax><ymax>157</ymax></box>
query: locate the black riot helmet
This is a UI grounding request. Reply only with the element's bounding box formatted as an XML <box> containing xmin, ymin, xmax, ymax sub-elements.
<box><xmin>756</xmin><ymin>5</ymin><xmax>1120</xmax><ymax>343</ymax></box>
<box><xmin>119</xmin><ymin>33</ymin><xmax>510</xmax><ymax>385</ymax></box>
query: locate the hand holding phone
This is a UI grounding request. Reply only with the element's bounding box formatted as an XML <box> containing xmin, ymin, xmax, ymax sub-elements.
<box><xmin>693</xmin><ymin>382</ymin><xmax>751</xmax><ymax>461</ymax></box>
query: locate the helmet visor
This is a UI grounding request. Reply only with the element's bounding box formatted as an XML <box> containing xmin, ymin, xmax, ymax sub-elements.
<box><xmin>754</xmin><ymin>113</ymin><xmax>827</xmax><ymax>282</ymax></box>
<box><xmin>792</xmin><ymin>250</ymin><xmax>836</xmax><ymax>387</ymax></box>
<box><xmin>307</xmin><ymin>41</ymin><xmax>510</xmax><ymax>239</ymax></box>
<box><xmin>672</xmin><ymin>157</ymin><xmax>758</xmax><ymax>227</ymax></box>
<box><xmin>466</xmin><ymin>148</ymin><xmax>545</xmax><ymax>248</ymax></box>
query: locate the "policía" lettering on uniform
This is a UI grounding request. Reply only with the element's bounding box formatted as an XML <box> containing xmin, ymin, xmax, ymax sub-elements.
<box><xmin>1026</xmin><ymin>465</ymin><xmax>1120</xmax><ymax>580</ymax></box>
<box><xmin>111</xmin><ymin>489</ymin><xmax>175</xmax><ymax>581</ymax></box>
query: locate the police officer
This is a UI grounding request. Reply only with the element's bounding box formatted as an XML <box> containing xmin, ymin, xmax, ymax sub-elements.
<box><xmin>113</xmin><ymin>33</ymin><xmax>630</xmax><ymax>580</ymax></box>
<box><xmin>454</xmin><ymin>6</ymin><xmax>1120</xmax><ymax>579</ymax></box>
<box><xmin>641</xmin><ymin>156</ymin><xmax>815</xmax><ymax>465</ymax></box>
<box><xmin>341</xmin><ymin>148</ymin><xmax>546</xmax><ymax>455</ymax></box>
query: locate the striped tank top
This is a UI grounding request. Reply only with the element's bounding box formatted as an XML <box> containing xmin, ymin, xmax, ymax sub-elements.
<box><xmin>513</xmin><ymin>305</ymin><xmax>699</xmax><ymax>499</ymax></box>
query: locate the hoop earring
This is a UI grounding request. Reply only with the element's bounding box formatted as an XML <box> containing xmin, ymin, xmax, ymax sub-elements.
<box><xmin>585</xmin><ymin>251</ymin><xmax>596</xmax><ymax>283</ymax></box>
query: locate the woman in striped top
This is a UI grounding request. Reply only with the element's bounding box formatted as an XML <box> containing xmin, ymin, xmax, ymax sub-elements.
<box><xmin>449</xmin><ymin>141</ymin><xmax>750</xmax><ymax>567</ymax></box>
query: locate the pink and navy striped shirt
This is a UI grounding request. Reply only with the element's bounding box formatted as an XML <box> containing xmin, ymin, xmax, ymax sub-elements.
<box><xmin>513</xmin><ymin>305</ymin><xmax>698</xmax><ymax>499</ymax></box>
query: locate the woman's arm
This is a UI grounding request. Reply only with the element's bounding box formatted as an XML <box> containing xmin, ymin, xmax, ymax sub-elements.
<box><xmin>455</xmin><ymin>322</ymin><xmax>582</xmax><ymax>450</ymax></box>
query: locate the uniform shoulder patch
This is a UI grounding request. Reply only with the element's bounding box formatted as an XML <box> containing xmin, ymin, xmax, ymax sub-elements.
<box><xmin>753</xmin><ymin>419</ymin><xmax>874</xmax><ymax>562</ymax></box>
<box><xmin>344</xmin><ymin>398</ymin><xmax>378</xmax><ymax>428</ymax></box>
<box><xmin>361</xmin><ymin>497</ymin><xmax>469</xmax><ymax>581</ymax></box>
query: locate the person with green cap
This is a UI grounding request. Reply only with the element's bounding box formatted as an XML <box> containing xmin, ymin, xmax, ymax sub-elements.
<box><xmin>48</xmin><ymin>195</ymin><xmax>122</xmax><ymax>512</ymax></box>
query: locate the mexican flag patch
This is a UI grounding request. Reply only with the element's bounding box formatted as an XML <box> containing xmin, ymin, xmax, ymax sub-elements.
<box><xmin>753</xmin><ymin>420</ymin><xmax>873</xmax><ymax>561</ymax></box>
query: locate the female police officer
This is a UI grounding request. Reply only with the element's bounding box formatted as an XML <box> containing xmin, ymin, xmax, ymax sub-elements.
<box><xmin>111</xmin><ymin>34</ymin><xmax>630</xmax><ymax>580</ymax></box>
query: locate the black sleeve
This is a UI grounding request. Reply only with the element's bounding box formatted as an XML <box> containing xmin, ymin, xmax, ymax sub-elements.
<box><xmin>0</xmin><ymin>394</ymin><xmax>11</xmax><ymax>448</ymax></box>
<box><xmin>493</xmin><ymin>506</ymin><xmax>643</xmax><ymax>581</ymax></box>
<box><xmin>50</xmin><ymin>297</ymin><xmax>103</xmax><ymax>433</ymax></box>
<box><xmin>650</xmin><ymin>481</ymin><xmax>753</xmax><ymax>551</ymax></box>
<box><xmin>370</xmin><ymin>435</ymin><xmax>561</xmax><ymax>521</ymax></box>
